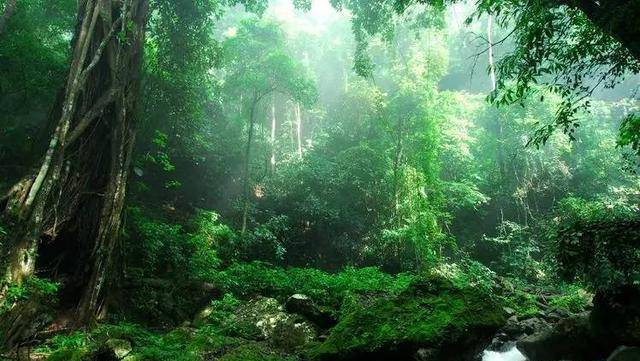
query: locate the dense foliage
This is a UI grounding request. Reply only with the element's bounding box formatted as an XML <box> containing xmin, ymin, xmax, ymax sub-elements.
<box><xmin>0</xmin><ymin>0</ymin><xmax>639</xmax><ymax>359</ymax></box>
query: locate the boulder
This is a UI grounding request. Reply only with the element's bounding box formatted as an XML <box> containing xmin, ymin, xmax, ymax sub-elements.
<box><xmin>591</xmin><ymin>285</ymin><xmax>640</xmax><ymax>348</ymax></box>
<box><xmin>226</xmin><ymin>297</ymin><xmax>316</xmax><ymax>351</ymax></box>
<box><xmin>285</xmin><ymin>294</ymin><xmax>337</xmax><ymax>329</ymax></box>
<box><xmin>517</xmin><ymin>317</ymin><xmax>551</xmax><ymax>336</ymax></box>
<box><xmin>308</xmin><ymin>275</ymin><xmax>506</xmax><ymax>361</ymax></box>
<box><xmin>517</xmin><ymin>285</ymin><xmax>640</xmax><ymax>361</ymax></box>
<box><xmin>487</xmin><ymin>315</ymin><xmax>552</xmax><ymax>352</ymax></box>
<box><xmin>517</xmin><ymin>312</ymin><xmax>604</xmax><ymax>361</ymax></box>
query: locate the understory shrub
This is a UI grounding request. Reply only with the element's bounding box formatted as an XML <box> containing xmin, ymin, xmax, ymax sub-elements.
<box><xmin>215</xmin><ymin>262</ymin><xmax>415</xmax><ymax>310</ymax></box>
<box><xmin>552</xmin><ymin>197</ymin><xmax>640</xmax><ymax>290</ymax></box>
<box><xmin>120</xmin><ymin>207</ymin><xmax>228</xmax><ymax>325</ymax></box>
<box><xmin>0</xmin><ymin>277</ymin><xmax>59</xmax><ymax>316</ymax></box>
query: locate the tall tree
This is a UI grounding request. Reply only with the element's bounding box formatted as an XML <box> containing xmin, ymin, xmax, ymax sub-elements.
<box><xmin>337</xmin><ymin>0</ymin><xmax>639</xmax><ymax>144</ymax></box>
<box><xmin>1</xmin><ymin>0</ymin><xmax>150</xmax><ymax>339</ymax></box>
<box><xmin>222</xmin><ymin>20</ymin><xmax>316</xmax><ymax>233</ymax></box>
<box><xmin>270</xmin><ymin>96</ymin><xmax>277</xmax><ymax>173</ymax></box>
<box><xmin>295</xmin><ymin>103</ymin><xmax>303</xmax><ymax>158</ymax></box>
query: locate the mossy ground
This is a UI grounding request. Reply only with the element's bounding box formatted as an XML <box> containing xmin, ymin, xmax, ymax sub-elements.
<box><xmin>4</xmin><ymin>265</ymin><xmax>572</xmax><ymax>361</ymax></box>
<box><xmin>308</xmin><ymin>276</ymin><xmax>507</xmax><ymax>360</ymax></box>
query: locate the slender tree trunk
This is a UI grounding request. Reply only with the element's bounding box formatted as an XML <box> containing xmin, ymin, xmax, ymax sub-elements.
<box><xmin>487</xmin><ymin>15</ymin><xmax>497</xmax><ymax>93</ymax></box>
<box><xmin>0</xmin><ymin>0</ymin><xmax>17</xmax><ymax>36</ymax></box>
<box><xmin>487</xmin><ymin>15</ymin><xmax>507</xmax><ymax>226</ymax></box>
<box><xmin>487</xmin><ymin>16</ymin><xmax>505</xmax><ymax>177</ymax></box>
<box><xmin>295</xmin><ymin>103</ymin><xmax>303</xmax><ymax>158</ymax></box>
<box><xmin>392</xmin><ymin>117</ymin><xmax>406</xmax><ymax>219</ymax></box>
<box><xmin>289</xmin><ymin>105</ymin><xmax>295</xmax><ymax>154</ymax></box>
<box><xmin>270</xmin><ymin>96</ymin><xmax>277</xmax><ymax>174</ymax></box>
<box><xmin>1</xmin><ymin>0</ymin><xmax>149</xmax><ymax>344</ymax></box>
<box><xmin>241</xmin><ymin>97</ymin><xmax>259</xmax><ymax>234</ymax></box>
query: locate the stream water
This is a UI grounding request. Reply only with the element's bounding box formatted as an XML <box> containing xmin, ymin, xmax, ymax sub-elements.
<box><xmin>482</xmin><ymin>346</ymin><xmax>527</xmax><ymax>361</ymax></box>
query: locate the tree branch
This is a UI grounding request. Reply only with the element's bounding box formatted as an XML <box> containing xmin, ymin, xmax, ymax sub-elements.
<box><xmin>79</xmin><ymin>16</ymin><xmax>123</xmax><ymax>87</ymax></box>
<box><xmin>66</xmin><ymin>87</ymin><xmax>118</xmax><ymax>145</ymax></box>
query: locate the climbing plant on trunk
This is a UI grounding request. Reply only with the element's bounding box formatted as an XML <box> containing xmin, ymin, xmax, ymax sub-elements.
<box><xmin>0</xmin><ymin>0</ymin><xmax>150</xmax><ymax>336</ymax></box>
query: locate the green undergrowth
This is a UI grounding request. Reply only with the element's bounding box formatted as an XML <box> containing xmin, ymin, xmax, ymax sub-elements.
<box><xmin>547</xmin><ymin>284</ymin><xmax>592</xmax><ymax>314</ymax></box>
<box><xmin>38</xmin><ymin>323</ymin><xmax>298</xmax><ymax>361</ymax></box>
<box><xmin>18</xmin><ymin>261</ymin><xmax>588</xmax><ymax>361</ymax></box>
<box><xmin>0</xmin><ymin>277</ymin><xmax>59</xmax><ymax>316</ymax></box>
<box><xmin>214</xmin><ymin>262</ymin><xmax>416</xmax><ymax>311</ymax></box>
<box><xmin>40</xmin><ymin>324</ymin><xmax>232</xmax><ymax>361</ymax></box>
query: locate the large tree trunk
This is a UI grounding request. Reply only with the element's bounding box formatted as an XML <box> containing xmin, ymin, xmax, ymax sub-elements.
<box><xmin>0</xmin><ymin>0</ymin><xmax>149</xmax><ymax>345</ymax></box>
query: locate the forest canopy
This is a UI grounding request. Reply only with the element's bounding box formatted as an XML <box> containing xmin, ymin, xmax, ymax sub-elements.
<box><xmin>0</xmin><ymin>0</ymin><xmax>639</xmax><ymax>360</ymax></box>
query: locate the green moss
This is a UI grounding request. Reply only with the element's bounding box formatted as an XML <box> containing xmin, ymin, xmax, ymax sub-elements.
<box><xmin>46</xmin><ymin>348</ymin><xmax>90</xmax><ymax>361</ymax></box>
<box><xmin>218</xmin><ymin>343</ymin><xmax>296</xmax><ymax>361</ymax></box>
<box><xmin>309</xmin><ymin>276</ymin><xmax>506</xmax><ymax>360</ymax></box>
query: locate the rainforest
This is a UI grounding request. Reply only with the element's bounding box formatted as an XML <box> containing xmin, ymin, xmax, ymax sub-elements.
<box><xmin>0</xmin><ymin>0</ymin><xmax>639</xmax><ymax>360</ymax></box>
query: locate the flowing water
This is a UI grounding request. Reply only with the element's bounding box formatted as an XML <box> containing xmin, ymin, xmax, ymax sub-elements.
<box><xmin>482</xmin><ymin>346</ymin><xmax>527</xmax><ymax>361</ymax></box>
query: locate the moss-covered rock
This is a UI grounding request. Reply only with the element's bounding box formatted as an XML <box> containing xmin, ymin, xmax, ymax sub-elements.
<box><xmin>217</xmin><ymin>343</ymin><xmax>296</xmax><ymax>361</ymax></box>
<box><xmin>224</xmin><ymin>297</ymin><xmax>316</xmax><ymax>352</ymax></box>
<box><xmin>308</xmin><ymin>275</ymin><xmax>507</xmax><ymax>361</ymax></box>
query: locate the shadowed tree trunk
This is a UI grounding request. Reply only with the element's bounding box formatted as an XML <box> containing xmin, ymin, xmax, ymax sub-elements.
<box><xmin>0</xmin><ymin>0</ymin><xmax>149</xmax><ymax>346</ymax></box>
<box><xmin>0</xmin><ymin>0</ymin><xmax>17</xmax><ymax>36</ymax></box>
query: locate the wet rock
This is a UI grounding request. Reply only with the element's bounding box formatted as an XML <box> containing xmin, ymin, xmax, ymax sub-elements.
<box><xmin>607</xmin><ymin>346</ymin><xmax>640</xmax><ymax>361</ymax></box>
<box><xmin>487</xmin><ymin>315</ymin><xmax>551</xmax><ymax>352</ymax></box>
<box><xmin>518</xmin><ymin>318</ymin><xmax>551</xmax><ymax>335</ymax></box>
<box><xmin>517</xmin><ymin>312</ymin><xmax>602</xmax><ymax>361</ymax></box>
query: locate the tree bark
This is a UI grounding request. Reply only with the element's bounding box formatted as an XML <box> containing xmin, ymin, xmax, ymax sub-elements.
<box><xmin>487</xmin><ymin>15</ymin><xmax>497</xmax><ymax>93</ymax></box>
<box><xmin>0</xmin><ymin>0</ymin><xmax>17</xmax><ymax>36</ymax></box>
<box><xmin>1</xmin><ymin>0</ymin><xmax>149</xmax><ymax>344</ymax></box>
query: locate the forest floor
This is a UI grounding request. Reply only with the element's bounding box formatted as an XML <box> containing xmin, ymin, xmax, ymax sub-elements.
<box><xmin>1</xmin><ymin>262</ymin><xmax>595</xmax><ymax>361</ymax></box>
